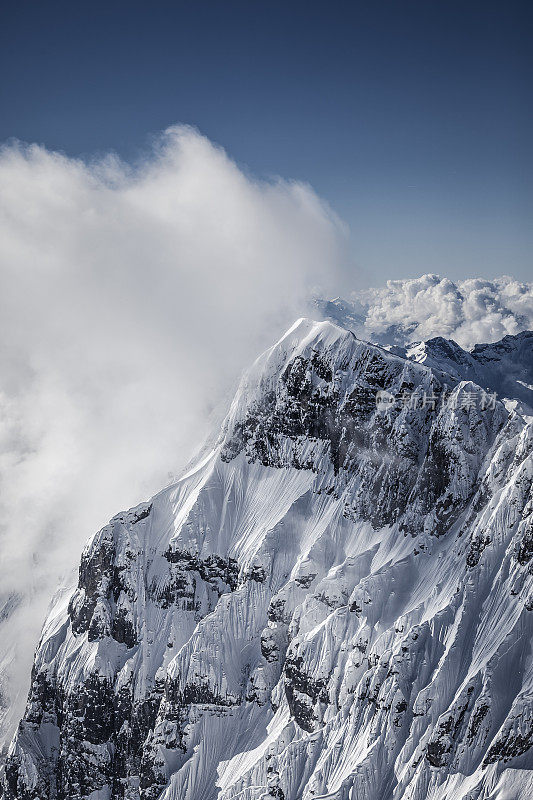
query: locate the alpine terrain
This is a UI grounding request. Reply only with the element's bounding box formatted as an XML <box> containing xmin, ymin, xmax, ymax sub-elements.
<box><xmin>3</xmin><ymin>317</ymin><xmax>533</xmax><ymax>800</ymax></box>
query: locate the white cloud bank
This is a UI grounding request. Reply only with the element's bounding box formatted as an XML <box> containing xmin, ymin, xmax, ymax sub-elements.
<box><xmin>0</xmin><ymin>126</ymin><xmax>347</xmax><ymax>744</ymax></box>
<box><xmin>352</xmin><ymin>274</ymin><xmax>533</xmax><ymax>349</ymax></box>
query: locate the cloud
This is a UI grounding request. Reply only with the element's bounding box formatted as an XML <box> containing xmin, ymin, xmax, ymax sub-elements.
<box><xmin>0</xmin><ymin>125</ymin><xmax>347</xmax><ymax>746</ymax></box>
<box><xmin>351</xmin><ymin>274</ymin><xmax>533</xmax><ymax>349</ymax></box>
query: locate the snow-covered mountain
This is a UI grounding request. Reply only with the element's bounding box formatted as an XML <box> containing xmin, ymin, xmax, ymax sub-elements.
<box><xmin>3</xmin><ymin>318</ymin><xmax>533</xmax><ymax>800</ymax></box>
<box><xmin>398</xmin><ymin>332</ymin><xmax>533</xmax><ymax>416</ymax></box>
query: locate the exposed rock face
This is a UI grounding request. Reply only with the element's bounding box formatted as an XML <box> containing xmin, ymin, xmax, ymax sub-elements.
<box><xmin>3</xmin><ymin>319</ymin><xmax>533</xmax><ymax>800</ymax></box>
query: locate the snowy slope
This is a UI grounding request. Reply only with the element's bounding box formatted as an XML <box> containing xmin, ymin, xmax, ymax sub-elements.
<box><xmin>3</xmin><ymin>319</ymin><xmax>533</xmax><ymax>800</ymax></box>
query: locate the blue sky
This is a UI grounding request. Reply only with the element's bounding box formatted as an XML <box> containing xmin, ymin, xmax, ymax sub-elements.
<box><xmin>1</xmin><ymin>0</ymin><xmax>531</xmax><ymax>284</ymax></box>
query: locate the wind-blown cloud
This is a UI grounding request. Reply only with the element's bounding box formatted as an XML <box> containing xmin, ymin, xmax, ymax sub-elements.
<box><xmin>0</xmin><ymin>125</ymin><xmax>347</xmax><ymax>747</ymax></box>
<box><xmin>350</xmin><ymin>274</ymin><xmax>533</xmax><ymax>349</ymax></box>
<box><xmin>1</xmin><ymin>127</ymin><xmax>531</xmax><ymax>752</ymax></box>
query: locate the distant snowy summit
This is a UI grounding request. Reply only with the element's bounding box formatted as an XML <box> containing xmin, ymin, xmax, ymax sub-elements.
<box><xmin>3</xmin><ymin>315</ymin><xmax>533</xmax><ymax>800</ymax></box>
<box><xmin>315</xmin><ymin>273</ymin><xmax>533</xmax><ymax>352</ymax></box>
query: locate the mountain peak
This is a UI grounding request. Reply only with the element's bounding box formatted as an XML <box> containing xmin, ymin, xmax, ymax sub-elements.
<box><xmin>3</xmin><ymin>317</ymin><xmax>533</xmax><ymax>800</ymax></box>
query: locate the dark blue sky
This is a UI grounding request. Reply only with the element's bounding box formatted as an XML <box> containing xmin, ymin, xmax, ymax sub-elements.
<box><xmin>1</xmin><ymin>0</ymin><xmax>531</xmax><ymax>284</ymax></box>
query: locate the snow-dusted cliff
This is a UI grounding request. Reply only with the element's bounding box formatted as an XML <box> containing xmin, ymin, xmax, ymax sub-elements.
<box><xmin>3</xmin><ymin>319</ymin><xmax>533</xmax><ymax>800</ymax></box>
